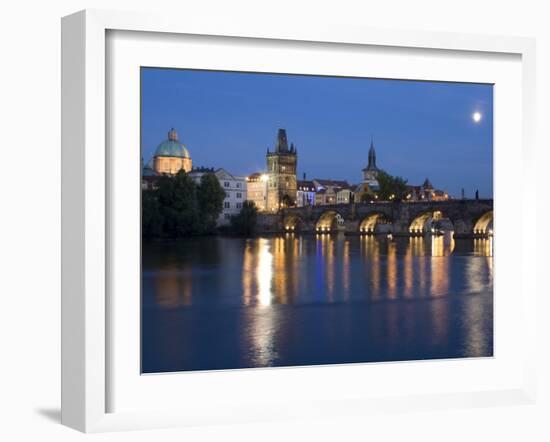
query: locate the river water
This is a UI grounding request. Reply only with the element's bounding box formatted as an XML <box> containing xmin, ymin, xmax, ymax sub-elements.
<box><xmin>142</xmin><ymin>233</ymin><xmax>493</xmax><ymax>373</ymax></box>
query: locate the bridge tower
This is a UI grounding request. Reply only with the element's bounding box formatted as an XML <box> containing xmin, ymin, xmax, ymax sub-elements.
<box><xmin>266</xmin><ymin>129</ymin><xmax>298</xmax><ymax>211</ymax></box>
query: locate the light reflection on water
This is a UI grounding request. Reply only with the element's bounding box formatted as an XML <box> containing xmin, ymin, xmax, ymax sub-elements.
<box><xmin>142</xmin><ymin>233</ymin><xmax>493</xmax><ymax>373</ymax></box>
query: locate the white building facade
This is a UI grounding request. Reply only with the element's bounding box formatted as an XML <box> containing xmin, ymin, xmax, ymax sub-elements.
<box><xmin>296</xmin><ymin>180</ymin><xmax>316</xmax><ymax>207</ymax></box>
<box><xmin>246</xmin><ymin>172</ymin><xmax>268</xmax><ymax>211</ymax></box>
<box><xmin>189</xmin><ymin>168</ymin><xmax>247</xmax><ymax>226</ymax></box>
<box><xmin>336</xmin><ymin>186</ymin><xmax>355</xmax><ymax>204</ymax></box>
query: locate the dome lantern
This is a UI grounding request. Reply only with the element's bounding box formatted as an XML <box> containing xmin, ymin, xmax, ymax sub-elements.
<box><xmin>168</xmin><ymin>128</ymin><xmax>178</xmax><ymax>141</ymax></box>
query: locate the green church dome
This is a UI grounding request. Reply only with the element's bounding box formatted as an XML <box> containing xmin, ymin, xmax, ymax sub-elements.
<box><xmin>154</xmin><ymin>128</ymin><xmax>191</xmax><ymax>159</ymax></box>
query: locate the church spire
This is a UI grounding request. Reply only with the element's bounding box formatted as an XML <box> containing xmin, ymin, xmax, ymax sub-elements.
<box><xmin>367</xmin><ymin>137</ymin><xmax>377</xmax><ymax>170</ymax></box>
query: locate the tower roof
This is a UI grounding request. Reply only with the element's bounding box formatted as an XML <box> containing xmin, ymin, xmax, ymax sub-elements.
<box><xmin>267</xmin><ymin>128</ymin><xmax>296</xmax><ymax>156</ymax></box>
<box><xmin>275</xmin><ymin>128</ymin><xmax>289</xmax><ymax>152</ymax></box>
<box><xmin>363</xmin><ymin>138</ymin><xmax>379</xmax><ymax>171</ymax></box>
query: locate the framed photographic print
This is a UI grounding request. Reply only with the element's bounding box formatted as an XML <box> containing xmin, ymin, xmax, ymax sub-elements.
<box><xmin>61</xmin><ymin>9</ymin><xmax>537</xmax><ymax>432</ymax></box>
<box><xmin>140</xmin><ymin>68</ymin><xmax>495</xmax><ymax>374</ymax></box>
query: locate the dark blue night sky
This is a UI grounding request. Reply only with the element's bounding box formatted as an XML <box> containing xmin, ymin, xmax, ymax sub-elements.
<box><xmin>141</xmin><ymin>68</ymin><xmax>493</xmax><ymax>198</ymax></box>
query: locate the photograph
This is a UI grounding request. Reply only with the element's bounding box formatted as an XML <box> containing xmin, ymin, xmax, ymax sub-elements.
<box><xmin>140</xmin><ymin>67</ymin><xmax>494</xmax><ymax>374</ymax></box>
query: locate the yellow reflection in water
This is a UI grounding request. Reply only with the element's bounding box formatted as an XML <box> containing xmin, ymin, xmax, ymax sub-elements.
<box><xmin>249</xmin><ymin>307</ymin><xmax>279</xmax><ymax>366</ymax></box>
<box><xmin>289</xmin><ymin>235</ymin><xmax>300</xmax><ymax>303</ymax></box>
<box><xmin>431</xmin><ymin>235</ymin><xmax>444</xmax><ymax>257</ymax></box>
<box><xmin>257</xmin><ymin>238</ymin><xmax>273</xmax><ymax>306</ymax></box>
<box><xmin>242</xmin><ymin>238</ymin><xmax>274</xmax><ymax>306</ymax></box>
<box><xmin>464</xmin><ymin>298</ymin><xmax>488</xmax><ymax>357</ymax></box>
<box><xmin>430</xmin><ymin>234</ymin><xmax>451</xmax><ymax>298</ymax></box>
<box><xmin>386</xmin><ymin>241</ymin><xmax>397</xmax><ymax>299</ymax></box>
<box><xmin>241</xmin><ymin>238</ymin><xmax>278</xmax><ymax>366</ymax></box>
<box><xmin>319</xmin><ymin>234</ymin><xmax>336</xmax><ymax>302</ymax></box>
<box><xmin>403</xmin><ymin>244</ymin><xmax>414</xmax><ymax>299</ymax></box>
<box><xmin>408</xmin><ymin>236</ymin><xmax>424</xmax><ymax>255</ymax></box>
<box><xmin>242</xmin><ymin>241</ymin><xmax>255</xmax><ymax>306</ymax></box>
<box><xmin>361</xmin><ymin>236</ymin><xmax>380</xmax><ymax>299</ymax></box>
<box><xmin>465</xmin><ymin>256</ymin><xmax>484</xmax><ymax>294</ymax></box>
<box><xmin>417</xmin><ymin>239</ymin><xmax>427</xmax><ymax>292</ymax></box>
<box><xmin>343</xmin><ymin>239</ymin><xmax>350</xmax><ymax>299</ymax></box>
<box><xmin>154</xmin><ymin>263</ymin><xmax>192</xmax><ymax>307</ymax></box>
<box><xmin>474</xmin><ymin>238</ymin><xmax>493</xmax><ymax>257</ymax></box>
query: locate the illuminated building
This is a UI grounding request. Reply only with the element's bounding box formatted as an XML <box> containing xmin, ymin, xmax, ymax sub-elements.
<box><xmin>246</xmin><ymin>172</ymin><xmax>268</xmax><ymax>211</ymax></box>
<box><xmin>312</xmin><ymin>179</ymin><xmax>349</xmax><ymax>205</ymax></box>
<box><xmin>266</xmin><ymin>129</ymin><xmax>298</xmax><ymax>210</ymax></box>
<box><xmin>150</xmin><ymin>128</ymin><xmax>192</xmax><ymax>175</ymax></box>
<box><xmin>406</xmin><ymin>178</ymin><xmax>449</xmax><ymax>201</ymax></box>
<box><xmin>296</xmin><ymin>175</ymin><xmax>316</xmax><ymax>207</ymax></box>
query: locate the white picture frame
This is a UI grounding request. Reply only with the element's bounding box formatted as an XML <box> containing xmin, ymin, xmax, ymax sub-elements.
<box><xmin>61</xmin><ymin>9</ymin><xmax>537</xmax><ymax>433</ymax></box>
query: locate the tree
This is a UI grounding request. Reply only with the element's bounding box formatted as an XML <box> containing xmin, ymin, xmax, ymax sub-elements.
<box><xmin>230</xmin><ymin>201</ymin><xmax>258</xmax><ymax>235</ymax></box>
<box><xmin>376</xmin><ymin>170</ymin><xmax>408</xmax><ymax>201</ymax></box>
<box><xmin>281</xmin><ymin>194</ymin><xmax>295</xmax><ymax>208</ymax></box>
<box><xmin>142</xmin><ymin>189</ymin><xmax>163</xmax><ymax>238</ymax></box>
<box><xmin>360</xmin><ymin>190</ymin><xmax>377</xmax><ymax>203</ymax></box>
<box><xmin>157</xmin><ymin>170</ymin><xmax>200</xmax><ymax>237</ymax></box>
<box><xmin>196</xmin><ymin>173</ymin><xmax>226</xmax><ymax>233</ymax></box>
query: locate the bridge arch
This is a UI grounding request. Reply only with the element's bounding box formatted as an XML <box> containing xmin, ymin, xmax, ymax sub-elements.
<box><xmin>408</xmin><ymin>209</ymin><xmax>451</xmax><ymax>234</ymax></box>
<box><xmin>358</xmin><ymin>212</ymin><xmax>393</xmax><ymax>234</ymax></box>
<box><xmin>315</xmin><ymin>210</ymin><xmax>346</xmax><ymax>233</ymax></box>
<box><xmin>473</xmin><ymin>211</ymin><xmax>493</xmax><ymax>235</ymax></box>
<box><xmin>283</xmin><ymin>213</ymin><xmax>305</xmax><ymax>232</ymax></box>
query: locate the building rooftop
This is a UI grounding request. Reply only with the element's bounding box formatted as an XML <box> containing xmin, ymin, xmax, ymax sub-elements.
<box><xmin>191</xmin><ymin>166</ymin><xmax>216</xmax><ymax>173</ymax></box>
<box><xmin>313</xmin><ymin>179</ymin><xmax>350</xmax><ymax>189</ymax></box>
<box><xmin>247</xmin><ymin>172</ymin><xmax>268</xmax><ymax>182</ymax></box>
<box><xmin>297</xmin><ymin>180</ymin><xmax>315</xmax><ymax>191</ymax></box>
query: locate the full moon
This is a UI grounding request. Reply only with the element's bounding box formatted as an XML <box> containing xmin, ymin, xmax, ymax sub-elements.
<box><xmin>472</xmin><ymin>111</ymin><xmax>482</xmax><ymax>123</ymax></box>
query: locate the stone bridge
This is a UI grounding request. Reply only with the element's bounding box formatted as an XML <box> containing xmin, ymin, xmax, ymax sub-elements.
<box><xmin>257</xmin><ymin>199</ymin><xmax>493</xmax><ymax>238</ymax></box>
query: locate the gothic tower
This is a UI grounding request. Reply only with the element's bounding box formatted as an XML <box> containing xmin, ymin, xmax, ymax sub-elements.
<box><xmin>266</xmin><ymin>129</ymin><xmax>298</xmax><ymax>210</ymax></box>
<box><xmin>362</xmin><ymin>138</ymin><xmax>380</xmax><ymax>187</ymax></box>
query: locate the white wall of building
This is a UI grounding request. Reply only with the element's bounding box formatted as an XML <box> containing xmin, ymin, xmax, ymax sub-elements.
<box><xmin>246</xmin><ymin>174</ymin><xmax>268</xmax><ymax>211</ymax></box>
<box><xmin>215</xmin><ymin>169</ymin><xmax>247</xmax><ymax>225</ymax></box>
<box><xmin>189</xmin><ymin>168</ymin><xmax>247</xmax><ymax>226</ymax></box>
